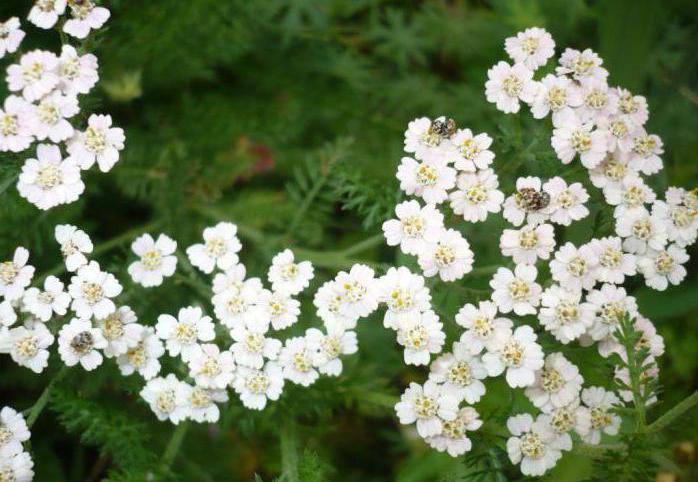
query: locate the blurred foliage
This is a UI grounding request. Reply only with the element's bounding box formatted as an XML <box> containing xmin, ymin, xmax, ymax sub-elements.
<box><xmin>1</xmin><ymin>0</ymin><xmax>698</xmax><ymax>481</ymax></box>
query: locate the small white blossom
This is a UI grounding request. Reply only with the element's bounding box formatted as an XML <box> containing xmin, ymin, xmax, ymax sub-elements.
<box><xmin>626</xmin><ymin>130</ymin><xmax>663</xmax><ymax>175</ymax></box>
<box><xmin>258</xmin><ymin>289</ymin><xmax>301</xmax><ymax>331</ymax></box>
<box><xmin>396</xmin><ymin>310</ymin><xmax>445</xmax><ymax>366</ymax></box>
<box><xmin>55</xmin><ymin>224</ymin><xmax>93</xmax><ymax>272</ymax></box>
<box><xmin>482</xmin><ymin>325</ymin><xmax>544</xmax><ymax>388</ymax></box>
<box><xmin>502</xmin><ymin>177</ymin><xmax>550</xmax><ymax>227</ymax></box>
<box><xmin>0</xmin><ymin>18</ymin><xmax>25</xmax><ymax>58</ymax></box>
<box><xmin>587</xmin><ymin>236</ymin><xmax>637</xmax><ymax>284</ymax></box>
<box><xmin>128</xmin><ymin>233</ymin><xmax>178</xmax><ymax>288</ymax></box>
<box><xmin>0</xmin><ymin>451</ymin><xmax>34</xmax><ymax>482</ymax></box>
<box><xmin>556</xmin><ymin>48</ymin><xmax>608</xmax><ymax>82</ymax></box>
<box><xmin>334</xmin><ymin>264</ymin><xmax>379</xmax><ymax>321</ymax></box>
<box><xmin>449</xmin><ymin>168</ymin><xmax>504</xmax><ymax>223</ymax></box>
<box><xmin>403</xmin><ymin>116</ymin><xmax>455</xmax><ymax>163</ymax></box>
<box><xmin>425</xmin><ymin>407</ymin><xmax>482</xmax><ymax>457</ymax></box>
<box><xmin>0</xmin><ymin>406</ymin><xmax>30</xmax><ymax>458</ymax></box>
<box><xmin>155</xmin><ymin>306</ymin><xmax>215</xmax><ymax>362</ymax></box>
<box><xmin>306</xmin><ymin>324</ymin><xmax>358</xmax><ymax>376</ymax></box>
<box><xmin>396</xmin><ymin>156</ymin><xmax>456</xmax><ymax>205</ymax></box>
<box><xmin>539</xmin><ymin>285</ymin><xmax>595</xmax><ymax>344</ymax></box>
<box><xmin>504</xmin><ymin>27</ymin><xmax>555</xmax><ymax>70</ymax></box>
<box><xmin>212</xmin><ymin>277</ymin><xmax>264</xmax><ymax>329</ymax></box>
<box><xmin>395</xmin><ymin>381</ymin><xmax>458</xmax><ymax>438</ymax></box>
<box><xmin>547</xmin><ymin>400</ymin><xmax>591</xmax><ymax>439</ymax></box>
<box><xmin>140</xmin><ymin>374</ymin><xmax>189</xmax><ymax>424</ymax></box>
<box><xmin>549</xmin><ymin>242</ymin><xmax>598</xmax><ymax>291</ymax></box>
<box><xmin>6</xmin><ymin>50</ymin><xmax>59</xmax><ymax>101</ymax></box>
<box><xmin>181</xmin><ymin>384</ymin><xmax>228</xmax><ymax>423</ymax></box>
<box><xmin>17</xmin><ymin>143</ymin><xmax>84</xmax><ymax>210</ymax></box>
<box><xmin>63</xmin><ymin>0</ymin><xmax>110</xmax><ymax>39</ymax></box>
<box><xmin>418</xmin><ymin>229</ymin><xmax>474</xmax><ymax>282</ymax></box>
<box><xmin>230</xmin><ymin>320</ymin><xmax>281</xmax><ymax>369</ymax></box>
<box><xmin>187</xmin><ymin>343</ymin><xmax>236</xmax><ymax>389</ymax></box>
<box><xmin>68</xmin><ymin>260</ymin><xmax>122</xmax><ymax>319</ymax></box>
<box><xmin>652</xmin><ymin>199</ymin><xmax>698</xmax><ymax>248</ymax></box>
<box><xmin>67</xmin><ymin>114</ymin><xmax>125</xmax><ymax>172</ymax></box>
<box><xmin>500</xmin><ymin>223</ymin><xmax>556</xmax><ymax>265</ymax></box>
<box><xmin>544</xmin><ymin>177</ymin><xmax>589</xmax><ymax>226</ymax></box>
<box><xmin>524</xmin><ymin>353</ymin><xmax>583</xmax><ymax>413</ymax></box>
<box><xmin>116</xmin><ymin>326</ymin><xmax>164</xmax><ymax>380</ymax></box>
<box><xmin>314</xmin><ymin>280</ymin><xmax>355</xmax><ymax>329</ymax></box>
<box><xmin>586</xmin><ymin>284</ymin><xmax>638</xmax><ymax>356</ymax></box>
<box><xmin>187</xmin><ymin>222</ymin><xmax>242</xmax><ymax>274</ymax></box>
<box><xmin>267</xmin><ymin>249</ymin><xmax>314</xmax><ymax>296</ymax></box>
<box><xmin>429</xmin><ymin>340</ymin><xmax>488</xmax><ymax>404</ymax></box>
<box><xmin>576</xmin><ymin>77</ymin><xmax>618</xmax><ymax>124</ymax></box>
<box><xmin>0</xmin><ymin>95</ymin><xmax>34</xmax><ymax>153</ymax></box>
<box><xmin>211</xmin><ymin>263</ymin><xmax>246</xmax><ymax>295</ymax></box>
<box><xmin>1</xmin><ymin>321</ymin><xmax>54</xmax><ymax>373</ymax></box>
<box><xmin>637</xmin><ymin>244</ymin><xmax>689</xmax><ymax>291</ymax></box>
<box><xmin>97</xmin><ymin>306</ymin><xmax>142</xmax><ymax>358</ymax></box>
<box><xmin>451</xmin><ymin>128</ymin><xmax>495</xmax><ymax>171</ymax></box>
<box><xmin>56</xmin><ymin>45</ymin><xmax>99</xmax><ymax>96</ymax></box>
<box><xmin>455</xmin><ymin>301</ymin><xmax>513</xmax><ymax>354</ymax></box>
<box><xmin>579</xmin><ymin>387</ymin><xmax>621</xmax><ymax>445</ymax></box>
<box><xmin>382</xmin><ymin>200</ymin><xmax>444</xmax><ymax>255</ymax></box>
<box><xmin>615</xmin><ymin>208</ymin><xmax>667</xmax><ymax>255</ymax></box>
<box><xmin>588</xmin><ymin>153</ymin><xmax>636</xmax><ymax>194</ymax></box>
<box><xmin>489</xmin><ymin>264</ymin><xmax>541</xmax><ymax>316</ymax></box>
<box><xmin>605</xmin><ymin>175</ymin><xmax>656</xmax><ymax>219</ymax></box>
<box><xmin>485</xmin><ymin>61</ymin><xmax>536</xmax><ymax>114</ymax></box>
<box><xmin>233</xmin><ymin>362</ymin><xmax>284</xmax><ymax>410</ymax></box>
<box><xmin>28</xmin><ymin>91</ymin><xmax>79</xmax><ymax>143</ymax></box>
<box><xmin>506</xmin><ymin>413</ymin><xmax>571</xmax><ymax>476</ymax></box>
<box><xmin>57</xmin><ymin>317</ymin><xmax>107</xmax><ymax>370</ymax></box>
<box><xmin>0</xmin><ymin>247</ymin><xmax>35</xmax><ymax>302</ymax></box>
<box><xmin>531</xmin><ymin>74</ymin><xmax>582</xmax><ymax>123</ymax></box>
<box><xmin>21</xmin><ymin>275</ymin><xmax>70</xmax><ymax>321</ymax></box>
<box><xmin>28</xmin><ymin>0</ymin><xmax>67</xmax><ymax>29</ymax></box>
<box><xmin>278</xmin><ymin>336</ymin><xmax>319</xmax><ymax>387</ymax></box>
<box><xmin>377</xmin><ymin>266</ymin><xmax>431</xmax><ymax>330</ymax></box>
<box><xmin>551</xmin><ymin>110</ymin><xmax>607</xmax><ymax>168</ymax></box>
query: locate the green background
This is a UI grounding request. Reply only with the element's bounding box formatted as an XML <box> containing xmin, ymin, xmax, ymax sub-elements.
<box><xmin>1</xmin><ymin>0</ymin><xmax>697</xmax><ymax>481</ymax></box>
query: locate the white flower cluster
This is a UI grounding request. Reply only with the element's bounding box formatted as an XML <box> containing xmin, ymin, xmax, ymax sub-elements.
<box><xmin>389</xmin><ymin>27</ymin><xmax>693</xmax><ymax>476</ymax></box>
<box><xmin>0</xmin><ymin>3</ymin><xmax>124</xmax><ymax>211</ymax></box>
<box><xmin>0</xmin><ymin>406</ymin><xmax>34</xmax><ymax>482</ymax></box>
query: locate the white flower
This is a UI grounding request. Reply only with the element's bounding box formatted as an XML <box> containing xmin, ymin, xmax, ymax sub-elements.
<box><xmin>425</xmin><ymin>407</ymin><xmax>482</xmax><ymax>457</ymax></box>
<box><xmin>549</xmin><ymin>242</ymin><xmax>598</xmax><ymax>291</ymax></box>
<box><xmin>211</xmin><ymin>263</ymin><xmax>246</xmax><ymax>295</ymax></box>
<box><xmin>28</xmin><ymin>91</ymin><xmax>79</xmax><ymax>143</ymax></box>
<box><xmin>63</xmin><ymin>0</ymin><xmax>110</xmax><ymax>39</ymax></box>
<box><xmin>403</xmin><ymin>116</ymin><xmax>455</xmax><ymax>163</ymax></box>
<box><xmin>547</xmin><ymin>400</ymin><xmax>591</xmax><ymax>439</ymax></box>
<box><xmin>140</xmin><ymin>374</ymin><xmax>189</xmax><ymax>424</ymax></box>
<box><xmin>502</xmin><ymin>177</ymin><xmax>550</xmax><ymax>227</ymax></box>
<box><xmin>258</xmin><ymin>289</ymin><xmax>301</xmax><ymax>331</ymax></box>
<box><xmin>278</xmin><ymin>336</ymin><xmax>319</xmax><ymax>387</ymax></box>
<box><xmin>544</xmin><ymin>177</ymin><xmax>589</xmax><ymax>226</ymax></box>
<box><xmin>267</xmin><ymin>249</ymin><xmax>314</xmax><ymax>296</ymax></box>
<box><xmin>68</xmin><ymin>260</ymin><xmax>122</xmax><ymax>319</ymax></box>
<box><xmin>97</xmin><ymin>306</ymin><xmax>142</xmax><ymax>358</ymax></box>
<box><xmin>506</xmin><ymin>413</ymin><xmax>570</xmax><ymax>476</ymax></box>
<box><xmin>576</xmin><ymin>77</ymin><xmax>618</xmax><ymax>124</ymax></box>
<box><xmin>579</xmin><ymin>387</ymin><xmax>621</xmax><ymax>445</ymax></box>
<box><xmin>377</xmin><ymin>266</ymin><xmax>431</xmax><ymax>330</ymax></box>
<box><xmin>313</xmin><ymin>280</ymin><xmax>355</xmax><ymax>329</ymax></box>
<box><xmin>55</xmin><ymin>224</ymin><xmax>93</xmax><ymax>272</ymax></box>
<box><xmin>0</xmin><ymin>301</ymin><xmax>17</xmax><ymax>327</ymax></box>
<box><xmin>382</xmin><ymin>200</ymin><xmax>444</xmax><ymax>255</ymax></box>
<box><xmin>18</xmin><ymin>144</ymin><xmax>84</xmax><ymax>210</ymax></box>
<box><xmin>0</xmin><ymin>247</ymin><xmax>35</xmax><ymax>302</ymax></box>
<box><xmin>0</xmin><ymin>18</ymin><xmax>25</xmax><ymax>58</ymax></box>
<box><xmin>556</xmin><ymin>48</ymin><xmax>608</xmax><ymax>82</ymax></box>
<box><xmin>418</xmin><ymin>229</ymin><xmax>474</xmax><ymax>282</ymax></box>
<box><xmin>586</xmin><ymin>284</ymin><xmax>638</xmax><ymax>356</ymax></box>
<box><xmin>155</xmin><ymin>306</ymin><xmax>215</xmax><ymax>362</ymax></box>
<box><xmin>28</xmin><ymin>0</ymin><xmax>67</xmax><ymax>29</ymax></box>
<box><xmin>485</xmin><ymin>61</ymin><xmax>536</xmax><ymax>114</ymax></box>
<box><xmin>0</xmin><ymin>406</ymin><xmax>30</xmax><ymax>458</ymax></box>
<box><xmin>230</xmin><ymin>320</ymin><xmax>281</xmax><ymax>369</ymax></box>
<box><xmin>1</xmin><ymin>321</ymin><xmax>54</xmax><ymax>373</ymax></box>
<box><xmin>539</xmin><ymin>285</ymin><xmax>595</xmax><ymax>344</ymax></box>
<box><xmin>587</xmin><ymin>237</ymin><xmax>637</xmax><ymax>284</ymax></box>
<box><xmin>233</xmin><ymin>362</ymin><xmax>284</xmax><ymax>410</ymax></box>
<box><xmin>500</xmin><ymin>223</ymin><xmax>555</xmax><ymax>265</ymax></box>
<box><xmin>212</xmin><ymin>277</ymin><xmax>264</xmax><ymax>329</ymax></box>
<box><xmin>394</xmin><ymin>381</ymin><xmax>458</xmax><ymax>438</ymax></box>
<box><xmin>525</xmin><ymin>353</ymin><xmax>583</xmax><ymax>413</ymax></box>
<box><xmin>6</xmin><ymin>50</ymin><xmax>59</xmax><ymax>101</ymax></box>
<box><xmin>116</xmin><ymin>326</ymin><xmax>164</xmax><ymax>380</ymax></box>
<box><xmin>588</xmin><ymin>153</ymin><xmax>636</xmax><ymax>194</ymax></box>
<box><xmin>128</xmin><ymin>233</ymin><xmax>178</xmax><ymax>288</ymax></box>
<box><xmin>637</xmin><ymin>244</ymin><xmax>689</xmax><ymax>291</ymax></box>
<box><xmin>396</xmin><ymin>310</ymin><xmax>445</xmax><ymax>366</ymax></box>
<box><xmin>0</xmin><ymin>451</ymin><xmax>34</xmax><ymax>482</ymax></box>
<box><xmin>306</xmin><ymin>325</ymin><xmax>358</xmax><ymax>376</ymax></box>
<box><xmin>0</xmin><ymin>95</ymin><xmax>34</xmax><ymax>153</ymax></box>
<box><xmin>482</xmin><ymin>325</ymin><xmax>544</xmax><ymax>388</ymax></box>
<box><xmin>597</xmin><ymin>114</ymin><xmax>635</xmax><ymax>153</ymax></box>
<box><xmin>551</xmin><ymin>110</ymin><xmax>607</xmax><ymax>168</ymax></box>
<box><xmin>614</xmin><ymin>87</ymin><xmax>649</xmax><ymax>124</ymax></box>
<box><xmin>455</xmin><ymin>301</ymin><xmax>513</xmax><ymax>354</ymax></box>
<box><xmin>396</xmin><ymin>156</ymin><xmax>456</xmax><ymax>204</ymax></box>
<box><xmin>615</xmin><ymin>208</ymin><xmax>667</xmax><ymax>255</ymax></box>
<box><xmin>21</xmin><ymin>275</ymin><xmax>70</xmax><ymax>321</ymax></box>
<box><xmin>181</xmin><ymin>384</ymin><xmax>227</xmax><ymax>424</ymax></box>
<box><xmin>626</xmin><ymin>131</ymin><xmax>663</xmax><ymax>175</ymax></box>
<box><xmin>451</xmin><ymin>128</ymin><xmax>495</xmax><ymax>171</ymax></box>
<box><xmin>67</xmin><ymin>114</ymin><xmax>125</xmax><ymax>172</ymax></box>
<box><xmin>489</xmin><ymin>264</ymin><xmax>541</xmax><ymax>316</ymax></box>
<box><xmin>605</xmin><ymin>175</ymin><xmax>656</xmax><ymax>219</ymax></box>
<box><xmin>652</xmin><ymin>199</ymin><xmax>698</xmax><ymax>248</ymax></box>
<box><xmin>186</xmin><ymin>222</ymin><xmax>242</xmax><ymax>274</ymax></box>
<box><xmin>530</xmin><ymin>74</ymin><xmax>582</xmax><ymax>122</ymax></box>
<box><xmin>449</xmin><ymin>168</ymin><xmax>504</xmax><ymax>223</ymax></box>
<box><xmin>334</xmin><ymin>264</ymin><xmax>379</xmax><ymax>321</ymax></box>
<box><xmin>57</xmin><ymin>317</ymin><xmax>107</xmax><ymax>370</ymax></box>
<box><xmin>505</xmin><ymin>27</ymin><xmax>555</xmax><ymax>70</ymax></box>
<box><xmin>187</xmin><ymin>343</ymin><xmax>236</xmax><ymax>389</ymax></box>
<box><xmin>56</xmin><ymin>44</ymin><xmax>99</xmax><ymax>96</ymax></box>
<box><xmin>429</xmin><ymin>340</ymin><xmax>488</xmax><ymax>404</ymax></box>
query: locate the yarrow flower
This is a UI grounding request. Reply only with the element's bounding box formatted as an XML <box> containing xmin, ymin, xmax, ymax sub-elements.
<box><xmin>485</xmin><ymin>61</ymin><xmax>536</xmax><ymax>114</ymax></box>
<box><xmin>67</xmin><ymin>114</ymin><xmax>125</xmax><ymax>172</ymax></box>
<box><xmin>187</xmin><ymin>222</ymin><xmax>242</xmax><ymax>274</ymax></box>
<box><xmin>267</xmin><ymin>249</ymin><xmax>314</xmax><ymax>296</ymax></box>
<box><xmin>63</xmin><ymin>0</ymin><xmax>110</xmax><ymax>39</ymax></box>
<box><xmin>155</xmin><ymin>306</ymin><xmax>215</xmax><ymax>362</ymax></box>
<box><xmin>0</xmin><ymin>18</ymin><xmax>25</xmax><ymax>59</ymax></box>
<box><xmin>67</xmin><ymin>260</ymin><xmax>122</xmax><ymax>319</ymax></box>
<box><xmin>506</xmin><ymin>413</ymin><xmax>571</xmax><ymax>476</ymax></box>
<box><xmin>0</xmin><ymin>247</ymin><xmax>35</xmax><ymax>302</ymax></box>
<box><xmin>128</xmin><ymin>233</ymin><xmax>178</xmax><ymax>288</ymax></box>
<box><xmin>395</xmin><ymin>380</ymin><xmax>458</xmax><ymax>438</ymax></box>
<box><xmin>28</xmin><ymin>0</ymin><xmax>68</xmax><ymax>29</ymax></box>
<box><xmin>55</xmin><ymin>224</ymin><xmax>93</xmax><ymax>272</ymax></box>
<box><xmin>382</xmin><ymin>200</ymin><xmax>444</xmax><ymax>255</ymax></box>
<box><xmin>57</xmin><ymin>317</ymin><xmax>107</xmax><ymax>371</ymax></box>
<box><xmin>17</xmin><ymin>143</ymin><xmax>84</xmax><ymax>210</ymax></box>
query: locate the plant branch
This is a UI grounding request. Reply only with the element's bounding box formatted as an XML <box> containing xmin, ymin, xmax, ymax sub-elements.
<box><xmin>280</xmin><ymin>418</ymin><xmax>299</xmax><ymax>482</ymax></box>
<box><xmin>26</xmin><ymin>366</ymin><xmax>68</xmax><ymax>428</ymax></box>
<box><xmin>162</xmin><ymin>421</ymin><xmax>190</xmax><ymax>469</ymax></box>
<box><xmin>647</xmin><ymin>390</ymin><xmax>698</xmax><ymax>433</ymax></box>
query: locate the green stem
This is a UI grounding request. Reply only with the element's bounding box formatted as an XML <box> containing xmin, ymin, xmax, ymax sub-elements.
<box><xmin>162</xmin><ymin>421</ymin><xmax>190</xmax><ymax>469</ymax></box>
<box><xmin>488</xmin><ymin>449</ymin><xmax>507</xmax><ymax>482</ymax></box>
<box><xmin>620</xmin><ymin>318</ymin><xmax>647</xmax><ymax>430</ymax></box>
<box><xmin>340</xmin><ymin>234</ymin><xmax>384</xmax><ymax>257</ymax></box>
<box><xmin>647</xmin><ymin>390</ymin><xmax>698</xmax><ymax>433</ymax></box>
<box><xmin>26</xmin><ymin>366</ymin><xmax>68</xmax><ymax>428</ymax></box>
<box><xmin>280</xmin><ymin>419</ymin><xmax>299</xmax><ymax>482</ymax></box>
<box><xmin>575</xmin><ymin>443</ymin><xmax>626</xmax><ymax>456</ymax></box>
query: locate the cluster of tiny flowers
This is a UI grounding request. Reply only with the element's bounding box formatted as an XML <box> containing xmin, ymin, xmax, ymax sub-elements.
<box><xmin>389</xmin><ymin>27</ymin><xmax>694</xmax><ymax>477</ymax></box>
<box><xmin>1</xmin><ymin>2</ymin><xmax>124</xmax><ymax>210</ymax></box>
<box><xmin>0</xmin><ymin>406</ymin><xmax>34</xmax><ymax>482</ymax></box>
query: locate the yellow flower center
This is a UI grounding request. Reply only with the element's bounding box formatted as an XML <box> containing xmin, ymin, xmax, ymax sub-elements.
<box><xmin>465</xmin><ymin>183</ymin><xmax>488</xmax><ymax>204</ymax></box>
<box><xmin>155</xmin><ymin>390</ymin><xmax>175</xmax><ymax>414</ymax></box>
<box><xmin>174</xmin><ymin>323</ymin><xmax>197</xmax><ymax>345</ymax></box>
<box><xmin>0</xmin><ymin>262</ymin><xmax>18</xmax><ymax>284</ymax></box>
<box><xmin>473</xmin><ymin>316</ymin><xmax>493</xmax><ymax>338</ymax></box>
<box><xmin>590</xmin><ymin>407</ymin><xmax>612</xmax><ymax>430</ymax></box>
<box><xmin>81</xmin><ymin>282</ymin><xmax>104</xmax><ymax>304</ymax></box>
<box><xmin>404</xmin><ymin>325</ymin><xmax>428</xmax><ymax>349</ymax></box>
<box><xmin>413</xmin><ymin>395</ymin><xmax>438</xmax><ymax>418</ymax></box>
<box><xmin>502</xmin><ymin>74</ymin><xmax>523</xmax><ymax>97</ymax></box>
<box><xmin>518</xmin><ymin>229</ymin><xmax>539</xmax><ymax>249</ymax></box>
<box><xmin>280</xmin><ymin>263</ymin><xmax>298</xmax><ymax>281</ymax></box>
<box><xmin>571</xmin><ymin>130</ymin><xmax>592</xmax><ymax>153</ymax></box>
<box><xmin>555</xmin><ymin>302</ymin><xmax>579</xmax><ymax>323</ymax></box>
<box><xmin>567</xmin><ymin>256</ymin><xmax>588</xmax><ymax>277</ymax></box>
<box><xmin>101</xmin><ymin>314</ymin><xmax>124</xmax><ymax>341</ymax></box>
<box><xmin>508</xmin><ymin>279</ymin><xmax>530</xmax><ymax>301</ymax></box>
<box><xmin>0</xmin><ymin>114</ymin><xmax>19</xmax><ymax>136</ymax></box>
<box><xmin>36</xmin><ymin>164</ymin><xmax>63</xmax><ymax>190</ymax></box>
<box><xmin>459</xmin><ymin>138</ymin><xmax>480</xmax><ymax>160</ymax></box>
<box><xmin>434</xmin><ymin>245</ymin><xmax>456</xmax><ymax>267</ymax></box>
<box><xmin>547</xmin><ymin>87</ymin><xmax>567</xmax><ymax>111</ymax></box>
<box><xmin>632</xmin><ymin>135</ymin><xmax>657</xmax><ymax>157</ymax></box>
<box><xmin>292</xmin><ymin>350</ymin><xmax>312</xmax><ymax>373</ymax></box>
<box><xmin>245</xmin><ymin>372</ymin><xmax>270</xmax><ymax>394</ymax></box>
<box><xmin>502</xmin><ymin>341</ymin><xmax>523</xmax><ymax>367</ymax></box>
<box><xmin>15</xmin><ymin>336</ymin><xmax>39</xmax><ymax>358</ymax></box>
<box><xmin>205</xmin><ymin>237</ymin><xmax>227</xmax><ymax>257</ymax></box>
<box><xmin>401</xmin><ymin>216</ymin><xmax>424</xmax><ymax>237</ymax></box>
<box><xmin>541</xmin><ymin>368</ymin><xmax>564</xmax><ymax>392</ymax></box>
<box><xmin>520</xmin><ymin>433</ymin><xmax>545</xmax><ymax>459</ymax></box>
<box><xmin>600</xmin><ymin>247</ymin><xmax>622</xmax><ymax>268</ymax></box>
<box><xmin>654</xmin><ymin>251</ymin><xmax>675</xmax><ymax>275</ymax></box>
<box><xmin>416</xmin><ymin>164</ymin><xmax>438</xmax><ymax>186</ymax></box>
<box><xmin>141</xmin><ymin>250</ymin><xmax>162</xmax><ymax>270</ymax></box>
<box><xmin>447</xmin><ymin>361</ymin><xmax>472</xmax><ymax>386</ymax></box>
<box><xmin>388</xmin><ymin>288</ymin><xmax>413</xmax><ymax>312</ymax></box>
